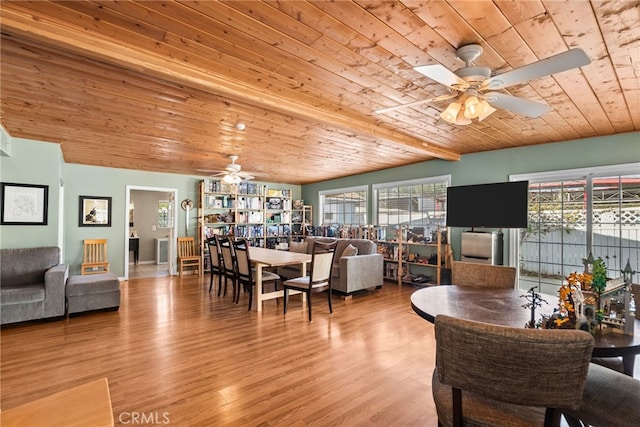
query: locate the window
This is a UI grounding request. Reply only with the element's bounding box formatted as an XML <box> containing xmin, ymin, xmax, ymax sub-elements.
<box><xmin>513</xmin><ymin>164</ymin><xmax>640</xmax><ymax>294</ymax></box>
<box><xmin>158</xmin><ymin>200</ymin><xmax>171</xmax><ymax>228</ymax></box>
<box><xmin>373</xmin><ymin>176</ymin><xmax>450</xmax><ymax>234</ymax></box>
<box><xmin>319</xmin><ymin>186</ymin><xmax>367</xmax><ymax>229</ymax></box>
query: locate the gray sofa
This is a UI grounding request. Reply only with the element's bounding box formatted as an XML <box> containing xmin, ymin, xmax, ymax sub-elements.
<box><xmin>0</xmin><ymin>247</ymin><xmax>68</xmax><ymax>325</ymax></box>
<box><xmin>278</xmin><ymin>236</ymin><xmax>384</xmax><ymax>295</ymax></box>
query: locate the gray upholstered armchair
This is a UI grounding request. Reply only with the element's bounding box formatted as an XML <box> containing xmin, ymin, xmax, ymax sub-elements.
<box><xmin>1</xmin><ymin>247</ymin><xmax>68</xmax><ymax>324</ymax></box>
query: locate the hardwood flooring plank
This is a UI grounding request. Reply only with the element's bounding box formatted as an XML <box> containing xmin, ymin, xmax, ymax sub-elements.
<box><xmin>1</xmin><ymin>275</ymin><xmax>437</xmax><ymax>426</ymax></box>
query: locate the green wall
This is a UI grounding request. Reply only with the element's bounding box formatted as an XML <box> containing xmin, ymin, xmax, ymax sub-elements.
<box><xmin>301</xmin><ymin>131</ymin><xmax>640</xmax><ymax>261</ymax></box>
<box><xmin>0</xmin><ymin>135</ymin><xmax>63</xmax><ymax>248</ymax></box>
<box><xmin>1</xmin><ymin>131</ymin><xmax>637</xmax><ymax>274</ymax></box>
<box><xmin>0</xmin><ymin>134</ymin><xmax>301</xmax><ymax>276</ymax></box>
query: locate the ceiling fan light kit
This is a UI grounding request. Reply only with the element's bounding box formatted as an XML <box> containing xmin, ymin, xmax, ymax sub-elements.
<box><xmin>381</xmin><ymin>44</ymin><xmax>591</xmax><ymax>125</ymax></box>
<box><xmin>198</xmin><ymin>155</ymin><xmax>268</xmax><ymax>183</ymax></box>
<box><xmin>222</xmin><ymin>173</ymin><xmax>243</xmax><ymax>184</ymax></box>
<box><xmin>440</xmin><ymin>102</ymin><xmax>461</xmax><ymax>123</ymax></box>
<box><xmin>478</xmin><ymin>100</ymin><xmax>497</xmax><ymax>122</ymax></box>
<box><xmin>463</xmin><ymin>94</ymin><xmax>481</xmax><ymax>119</ymax></box>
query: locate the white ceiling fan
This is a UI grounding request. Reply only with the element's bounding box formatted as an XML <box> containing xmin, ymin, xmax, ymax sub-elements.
<box><xmin>375</xmin><ymin>44</ymin><xmax>591</xmax><ymax>125</ymax></box>
<box><xmin>198</xmin><ymin>155</ymin><xmax>268</xmax><ymax>183</ymax></box>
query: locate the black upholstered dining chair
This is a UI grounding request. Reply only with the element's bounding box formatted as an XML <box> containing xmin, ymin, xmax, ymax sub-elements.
<box><xmin>232</xmin><ymin>238</ymin><xmax>280</xmax><ymax>310</ymax></box>
<box><xmin>432</xmin><ymin>314</ymin><xmax>594</xmax><ymax>427</ymax></box>
<box><xmin>283</xmin><ymin>240</ymin><xmax>337</xmax><ymax>321</ymax></box>
<box><xmin>217</xmin><ymin>236</ymin><xmax>238</xmax><ymax>301</ymax></box>
<box><xmin>206</xmin><ymin>236</ymin><xmax>225</xmax><ymax>295</ymax></box>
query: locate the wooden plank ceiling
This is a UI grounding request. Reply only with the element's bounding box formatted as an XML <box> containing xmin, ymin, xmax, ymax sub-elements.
<box><xmin>1</xmin><ymin>1</ymin><xmax>638</xmax><ymax>184</ymax></box>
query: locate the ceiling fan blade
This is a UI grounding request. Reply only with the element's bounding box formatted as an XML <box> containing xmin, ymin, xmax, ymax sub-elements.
<box><xmin>481</xmin><ymin>48</ymin><xmax>591</xmax><ymax>90</ymax></box>
<box><xmin>414</xmin><ymin>64</ymin><xmax>469</xmax><ymax>89</ymax></box>
<box><xmin>375</xmin><ymin>94</ymin><xmax>457</xmax><ymax>114</ymax></box>
<box><xmin>239</xmin><ymin>171</ymin><xmax>268</xmax><ymax>178</ymax></box>
<box><xmin>197</xmin><ymin>169</ymin><xmax>226</xmax><ymax>176</ymax></box>
<box><xmin>484</xmin><ymin>92</ymin><xmax>551</xmax><ymax>118</ymax></box>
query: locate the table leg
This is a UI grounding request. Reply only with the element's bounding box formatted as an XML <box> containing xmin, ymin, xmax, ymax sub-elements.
<box><xmin>254</xmin><ymin>264</ymin><xmax>263</xmax><ymax>312</ymax></box>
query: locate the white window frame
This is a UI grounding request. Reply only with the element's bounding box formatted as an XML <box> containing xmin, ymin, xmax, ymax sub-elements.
<box><xmin>318</xmin><ymin>185</ymin><xmax>369</xmax><ymax>226</ymax></box>
<box><xmin>372</xmin><ymin>175</ymin><xmax>451</xmax><ymax>225</ymax></box>
<box><xmin>510</xmin><ymin>162</ymin><xmax>640</xmax><ymax>290</ymax></box>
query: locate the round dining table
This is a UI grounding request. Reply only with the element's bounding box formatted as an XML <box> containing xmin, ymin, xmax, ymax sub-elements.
<box><xmin>411</xmin><ymin>285</ymin><xmax>640</xmax><ymax>376</ymax></box>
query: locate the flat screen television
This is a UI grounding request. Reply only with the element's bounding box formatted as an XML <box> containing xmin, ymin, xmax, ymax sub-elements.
<box><xmin>446</xmin><ymin>181</ymin><xmax>529</xmax><ymax>229</ymax></box>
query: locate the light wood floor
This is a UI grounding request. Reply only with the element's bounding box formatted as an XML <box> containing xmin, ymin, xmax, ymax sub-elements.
<box><xmin>1</xmin><ymin>276</ymin><xmax>438</xmax><ymax>426</ymax></box>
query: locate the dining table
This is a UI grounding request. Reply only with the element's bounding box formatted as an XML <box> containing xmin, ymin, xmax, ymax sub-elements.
<box><xmin>411</xmin><ymin>285</ymin><xmax>640</xmax><ymax>376</ymax></box>
<box><xmin>247</xmin><ymin>246</ymin><xmax>312</xmax><ymax>312</ymax></box>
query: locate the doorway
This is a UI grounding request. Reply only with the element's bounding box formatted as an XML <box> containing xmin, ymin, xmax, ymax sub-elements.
<box><xmin>124</xmin><ymin>185</ymin><xmax>179</xmax><ymax>280</ymax></box>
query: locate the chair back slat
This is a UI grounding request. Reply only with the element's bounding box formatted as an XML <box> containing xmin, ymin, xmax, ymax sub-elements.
<box><xmin>83</xmin><ymin>239</ymin><xmax>107</xmax><ymax>263</ymax></box>
<box><xmin>81</xmin><ymin>239</ymin><xmax>109</xmax><ymax>275</ymax></box>
<box><xmin>177</xmin><ymin>237</ymin><xmax>198</xmax><ymax>257</ymax></box>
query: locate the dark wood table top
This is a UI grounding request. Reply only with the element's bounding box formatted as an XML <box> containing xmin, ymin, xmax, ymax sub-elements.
<box><xmin>411</xmin><ymin>285</ymin><xmax>555</xmax><ymax>327</ymax></box>
<box><xmin>411</xmin><ymin>285</ymin><xmax>640</xmax><ymax>367</ymax></box>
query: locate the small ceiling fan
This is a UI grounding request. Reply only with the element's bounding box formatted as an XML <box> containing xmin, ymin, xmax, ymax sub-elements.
<box><xmin>198</xmin><ymin>155</ymin><xmax>268</xmax><ymax>183</ymax></box>
<box><xmin>375</xmin><ymin>44</ymin><xmax>591</xmax><ymax>125</ymax></box>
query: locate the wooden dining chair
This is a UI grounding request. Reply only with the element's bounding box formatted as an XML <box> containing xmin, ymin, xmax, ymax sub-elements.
<box><xmin>451</xmin><ymin>260</ymin><xmax>516</xmax><ymax>288</ymax></box>
<box><xmin>233</xmin><ymin>238</ymin><xmax>280</xmax><ymax>310</ymax></box>
<box><xmin>81</xmin><ymin>238</ymin><xmax>109</xmax><ymax>275</ymax></box>
<box><xmin>432</xmin><ymin>315</ymin><xmax>594</xmax><ymax>427</ymax></box>
<box><xmin>207</xmin><ymin>236</ymin><xmax>225</xmax><ymax>295</ymax></box>
<box><xmin>283</xmin><ymin>240</ymin><xmax>337</xmax><ymax>321</ymax></box>
<box><xmin>177</xmin><ymin>237</ymin><xmax>202</xmax><ymax>276</ymax></box>
<box><xmin>218</xmin><ymin>236</ymin><xmax>238</xmax><ymax>300</ymax></box>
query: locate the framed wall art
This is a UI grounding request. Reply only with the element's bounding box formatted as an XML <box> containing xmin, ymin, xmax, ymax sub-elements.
<box><xmin>1</xmin><ymin>182</ymin><xmax>49</xmax><ymax>225</ymax></box>
<box><xmin>79</xmin><ymin>195</ymin><xmax>112</xmax><ymax>227</ymax></box>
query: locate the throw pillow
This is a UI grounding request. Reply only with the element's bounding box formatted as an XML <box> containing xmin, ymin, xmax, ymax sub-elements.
<box><xmin>341</xmin><ymin>244</ymin><xmax>358</xmax><ymax>257</ymax></box>
<box><xmin>290</xmin><ymin>241</ymin><xmax>308</xmax><ymax>253</ymax></box>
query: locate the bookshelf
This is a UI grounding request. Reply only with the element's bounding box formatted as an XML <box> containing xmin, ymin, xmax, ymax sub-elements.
<box><xmin>264</xmin><ymin>188</ymin><xmax>292</xmax><ymax>249</ymax></box>
<box><xmin>199</xmin><ymin>180</ymin><xmax>293</xmax><ymax>270</ymax></box>
<box><xmin>291</xmin><ymin>202</ymin><xmax>312</xmax><ymax>242</ymax></box>
<box><xmin>375</xmin><ymin>226</ymin><xmax>451</xmax><ymax>287</ymax></box>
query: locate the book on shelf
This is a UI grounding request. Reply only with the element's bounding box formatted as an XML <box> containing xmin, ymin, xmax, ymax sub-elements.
<box><xmin>204</xmin><ymin>225</ymin><xmax>230</xmax><ymax>238</ymax></box>
<box><xmin>266</xmin><ymin>188</ymin><xmax>291</xmax><ymax>198</ymax></box>
<box><xmin>266</xmin><ymin>237</ymin><xmax>288</xmax><ymax>249</ymax></box>
<box><xmin>267</xmin><ymin>212</ymin><xmax>282</xmax><ymax>223</ymax></box>
<box><xmin>267</xmin><ymin>225</ymin><xmax>279</xmax><ymax>237</ymax></box>
<box><xmin>235</xmin><ymin>211</ymin><xmax>264</xmax><ymax>224</ymax></box>
<box><xmin>234</xmin><ymin>225</ymin><xmax>264</xmax><ymax>238</ymax></box>
<box><xmin>203</xmin><ymin>179</ymin><xmax>237</xmax><ymax>194</ymax></box>
<box><xmin>248</xmin><ymin>211</ymin><xmax>263</xmax><ymax>223</ymax></box>
<box><xmin>238</xmin><ymin>182</ymin><xmax>264</xmax><ymax>195</ymax></box>
<box><xmin>205</xmin><ymin>194</ymin><xmax>234</xmax><ymax>209</ymax></box>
